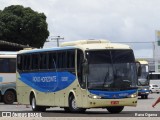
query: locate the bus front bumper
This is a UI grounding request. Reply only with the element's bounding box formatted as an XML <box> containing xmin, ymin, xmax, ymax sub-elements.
<box><xmin>138</xmin><ymin>90</ymin><xmax>150</xmax><ymax>96</ymax></box>
<box><xmin>84</xmin><ymin>98</ymin><xmax>137</xmax><ymax>108</ymax></box>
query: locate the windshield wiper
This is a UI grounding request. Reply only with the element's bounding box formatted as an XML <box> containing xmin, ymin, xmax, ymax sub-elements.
<box><xmin>138</xmin><ymin>79</ymin><xmax>149</xmax><ymax>86</ymax></box>
<box><xmin>138</xmin><ymin>80</ymin><xmax>143</xmax><ymax>86</ymax></box>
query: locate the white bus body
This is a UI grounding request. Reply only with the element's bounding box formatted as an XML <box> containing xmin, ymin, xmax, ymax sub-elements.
<box><xmin>149</xmin><ymin>72</ymin><xmax>160</xmax><ymax>87</ymax></box>
<box><xmin>0</xmin><ymin>52</ymin><xmax>17</xmax><ymax>104</ymax></box>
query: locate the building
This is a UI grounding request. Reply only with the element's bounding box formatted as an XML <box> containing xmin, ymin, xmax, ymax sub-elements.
<box><xmin>0</xmin><ymin>40</ymin><xmax>33</xmax><ymax>51</ymax></box>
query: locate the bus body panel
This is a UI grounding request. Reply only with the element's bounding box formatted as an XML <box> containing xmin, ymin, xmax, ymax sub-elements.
<box><xmin>149</xmin><ymin>73</ymin><xmax>160</xmax><ymax>87</ymax></box>
<box><xmin>16</xmin><ymin>40</ymin><xmax>138</xmax><ymax>112</ymax></box>
<box><xmin>0</xmin><ymin>82</ymin><xmax>16</xmax><ymax>95</ymax></box>
<box><xmin>17</xmin><ymin>77</ymin><xmax>137</xmax><ymax>108</ymax></box>
<box><xmin>0</xmin><ymin>73</ymin><xmax>16</xmax><ymax>83</ymax></box>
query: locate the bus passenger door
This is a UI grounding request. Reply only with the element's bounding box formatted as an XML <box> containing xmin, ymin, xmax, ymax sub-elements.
<box><xmin>77</xmin><ymin>49</ymin><xmax>88</xmax><ymax>108</ymax></box>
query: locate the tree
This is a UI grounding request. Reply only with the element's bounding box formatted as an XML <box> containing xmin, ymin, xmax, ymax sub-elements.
<box><xmin>0</xmin><ymin>5</ymin><xmax>49</xmax><ymax>48</ymax></box>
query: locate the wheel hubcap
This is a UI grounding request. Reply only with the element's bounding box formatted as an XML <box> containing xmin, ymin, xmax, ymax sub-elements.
<box><xmin>7</xmin><ymin>94</ymin><xmax>13</xmax><ymax>101</ymax></box>
<box><xmin>32</xmin><ymin>98</ymin><xmax>35</xmax><ymax>109</ymax></box>
<box><xmin>72</xmin><ymin>98</ymin><xmax>78</xmax><ymax>110</ymax></box>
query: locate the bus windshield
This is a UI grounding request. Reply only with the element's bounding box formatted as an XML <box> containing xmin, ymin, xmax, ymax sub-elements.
<box><xmin>86</xmin><ymin>50</ymin><xmax>137</xmax><ymax>91</ymax></box>
<box><xmin>138</xmin><ymin>64</ymin><xmax>149</xmax><ymax>86</ymax></box>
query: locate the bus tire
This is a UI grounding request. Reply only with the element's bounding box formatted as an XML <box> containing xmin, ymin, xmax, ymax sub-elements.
<box><xmin>145</xmin><ymin>95</ymin><xmax>148</xmax><ymax>99</ymax></box>
<box><xmin>141</xmin><ymin>95</ymin><xmax>145</xmax><ymax>99</ymax></box>
<box><xmin>3</xmin><ymin>91</ymin><xmax>16</xmax><ymax>104</ymax></box>
<box><xmin>106</xmin><ymin>106</ymin><xmax>124</xmax><ymax>113</ymax></box>
<box><xmin>31</xmin><ymin>95</ymin><xmax>46</xmax><ymax>112</ymax></box>
<box><xmin>68</xmin><ymin>95</ymin><xmax>86</xmax><ymax>113</ymax></box>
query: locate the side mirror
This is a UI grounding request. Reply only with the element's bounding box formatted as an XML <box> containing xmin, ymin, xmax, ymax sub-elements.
<box><xmin>136</xmin><ymin>61</ymin><xmax>142</xmax><ymax>77</ymax></box>
<box><xmin>82</xmin><ymin>59</ymin><xmax>89</xmax><ymax>75</ymax></box>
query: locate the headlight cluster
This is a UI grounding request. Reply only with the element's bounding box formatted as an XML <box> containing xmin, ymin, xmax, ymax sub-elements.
<box><xmin>88</xmin><ymin>94</ymin><xmax>101</xmax><ymax>99</ymax></box>
<box><xmin>128</xmin><ymin>93</ymin><xmax>137</xmax><ymax>98</ymax></box>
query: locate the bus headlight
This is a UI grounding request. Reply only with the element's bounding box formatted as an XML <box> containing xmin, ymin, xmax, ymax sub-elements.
<box><xmin>88</xmin><ymin>94</ymin><xmax>101</xmax><ymax>99</ymax></box>
<box><xmin>128</xmin><ymin>93</ymin><xmax>137</xmax><ymax>98</ymax></box>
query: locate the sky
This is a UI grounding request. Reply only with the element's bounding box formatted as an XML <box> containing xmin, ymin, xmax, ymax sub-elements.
<box><xmin>1</xmin><ymin>0</ymin><xmax>160</xmax><ymax>58</ymax></box>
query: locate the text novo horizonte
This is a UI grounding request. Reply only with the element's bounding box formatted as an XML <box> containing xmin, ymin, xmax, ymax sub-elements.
<box><xmin>33</xmin><ymin>76</ymin><xmax>56</xmax><ymax>83</ymax></box>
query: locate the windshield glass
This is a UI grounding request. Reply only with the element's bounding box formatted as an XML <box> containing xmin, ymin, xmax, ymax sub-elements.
<box><xmin>86</xmin><ymin>50</ymin><xmax>137</xmax><ymax>91</ymax></box>
<box><xmin>138</xmin><ymin>64</ymin><xmax>149</xmax><ymax>86</ymax></box>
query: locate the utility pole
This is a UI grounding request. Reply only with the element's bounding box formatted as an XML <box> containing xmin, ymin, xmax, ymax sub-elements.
<box><xmin>51</xmin><ymin>36</ymin><xmax>64</xmax><ymax>47</ymax></box>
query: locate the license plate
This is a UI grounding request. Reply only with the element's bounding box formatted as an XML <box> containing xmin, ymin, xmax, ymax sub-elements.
<box><xmin>111</xmin><ymin>101</ymin><xmax>119</xmax><ymax>105</ymax></box>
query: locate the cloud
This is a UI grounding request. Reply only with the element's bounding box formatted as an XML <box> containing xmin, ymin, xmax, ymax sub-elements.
<box><xmin>1</xmin><ymin>0</ymin><xmax>160</xmax><ymax>58</ymax></box>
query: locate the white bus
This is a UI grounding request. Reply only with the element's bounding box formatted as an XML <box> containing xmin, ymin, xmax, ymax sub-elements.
<box><xmin>149</xmin><ymin>72</ymin><xmax>160</xmax><ymax>87</ymax></box>
<box><xmin>0</xmin><ymin>52</ymin><xmax>17</xmax><ymax>104</ymax></box>
<box><xmin>16</xmin><ymin>40</ymin><xmax>140</xmax><ymax>113</ymax></box>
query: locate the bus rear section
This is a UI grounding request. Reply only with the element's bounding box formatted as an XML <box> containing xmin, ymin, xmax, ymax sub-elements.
<box><xmin>0</xmin><ymin>52</ymin><xmax>17</xmax><ymax>104</ymax></box>
<box><xmin>16</xmin><ymin>40</ymin><xmax>140</xmax><ymax>113</ymax></box>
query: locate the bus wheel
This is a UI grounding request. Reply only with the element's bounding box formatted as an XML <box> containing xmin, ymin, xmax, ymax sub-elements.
<box><xmin>141</xmin><ymin>95</ymin><xmax>145</xmax><ymax>99</ymax></box>
<box><xmin>69</xmin><ymin>95</ymin><xmax>86</xmax><ymax>113</ymax></box>
<box><xmin>106</xmin><ymin>106</ymin><xmax>124</xmax><ymax>113</ymax></box>
<box><xmin>145</xmin><ymin>95</ymin><xmax>148</xmax><ymax>99</ymax></box>
<box><xmin>31</xmin><ymin>96</ymin><xmax>46</xmax><ymax>112</ymax></box>
<box><xmin>3</xmin><ymin>91</ymin><xmax>15</xmax><ymax>104</ymax></box>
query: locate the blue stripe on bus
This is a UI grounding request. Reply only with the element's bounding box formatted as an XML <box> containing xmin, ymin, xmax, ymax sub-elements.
<box><xmin>19</xmin><ymin>72</ymin><xmax>76</xmax><ymax>92</ymax></box>
<box><xmin>89</xmin><ymin>89</ymin><xmax>137</xmax><ymax>99</ymax></box>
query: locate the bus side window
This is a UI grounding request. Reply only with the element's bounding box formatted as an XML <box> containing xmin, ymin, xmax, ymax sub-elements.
<box><xmin>32</xmin><ymin>54</ymin><xmax>40</xmax><ymax>70</ymax></box>
<box><xmin>0</xmin><ymin>58</ymin><xmax>16</xmax><ymax>73</ymax></box>
<box><xmin>67</xmin><ymin>50</ymin><xmax>75</xmax><ymax>73</ymax></box>
<box><xmin>57</xmin><ymin>51</ymin><xmax>67</xmax><ymax>70</ymax></box>
<box><xmin>0</xmin><ymin>58</ymin><xmax>8</xmax><ymax>73</ymax></box>
<box><xmin>57</xmin><ymin>51</ymin><xmax>62</xmax><ymax>69</ymax></box>
<box><xmin>9</xmin><ymin>58</ymin><xmax>16</xmax><ymax>73</ymax></box>
<box><xmin>24</xmin><ymin>55</ymin><xmax>28</xmax><ymax>70</ymax></box>
<box><xmin>40</xmin><ymin>53</ymin><xmax>48</xmax><ymax>70</ymax></box>
<box><xmin>48</xmin><ymin>52</ymin><xmax>57</xmax><ymax>70</ymax></box>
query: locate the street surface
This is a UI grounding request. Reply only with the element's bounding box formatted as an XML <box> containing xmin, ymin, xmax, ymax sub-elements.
<box><xmin>0</xmin><ymin>93</ymin><xmax>159</xmax><ymax>119</ymax></box>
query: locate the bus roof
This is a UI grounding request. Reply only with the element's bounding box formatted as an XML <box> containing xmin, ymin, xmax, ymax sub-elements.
<box><xmin>18</xmin><ymin>40</ymin><xmax>131</xmax><ymax>54</ymax></box>
<box><xmin>149</xmin><ymin>72</ymin><xmax>160</xmax><ymax>74</ymax></box>
<box><xmin>0</xmin><ymin>51</ymin><xmax>17</xmax><ymax>58</ymax></box>
<box><xmin>0</xmin><ymin>51</ymin><xmax>17</xmax><ymax>55</ymax></box>
<box><xmin>60</xmin><ymin>40</ymin><xmax>131</xmax><ymax>50</ymax></box>
<box><xmin>0</xmin><ymin>55</ymin><xmax>16</xmax><ymax>58</ymax></box>
<box><xmin>137</xmin><ymin>60</ymin><xmax>148</xmax><ymax>64</ymax></box>
<box><xmin>18</xmin><ymin>46</ymin><xmax>76</xmax><ymax>54</ymax></box>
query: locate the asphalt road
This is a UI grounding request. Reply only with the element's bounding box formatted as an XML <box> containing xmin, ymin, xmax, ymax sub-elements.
<box><xmin>0</xmin><ymin>93</ymin><xmax>160</xmax><ymax>118</ymax></box>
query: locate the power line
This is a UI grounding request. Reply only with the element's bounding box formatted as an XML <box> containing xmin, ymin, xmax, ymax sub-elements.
<box><xmin>112</xmin><ymin>41</ymin><xmax>154</xmax><ymax>43</ymax></box>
